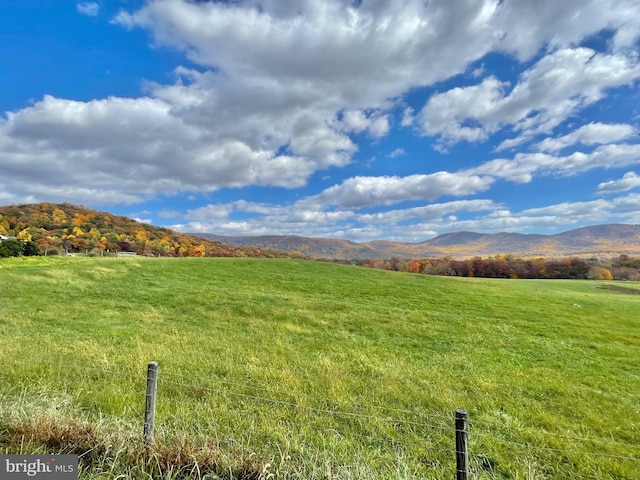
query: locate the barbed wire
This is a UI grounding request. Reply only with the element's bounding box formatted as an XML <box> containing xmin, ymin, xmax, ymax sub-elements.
<box><xmin>484</xmin><ymin>436</ymin><xmax>640</xmax><ymax>463</ymax></box>
<box><xmin>158</xmin><ymin>368</ymin><xmax>454</xmax><ymax>422</ymax></box>
<box><xmin>3</xmin><ymin>355</ymin><xmax>639</xmax><ymax>470</ymax></box>
<box><xmin>2</xmin><ymin>355</ymin><xmax>141</xmax><ymax>380</ymax></box>
<box><xmin>468</xmin><ymin>418</ymin><xmax>639</xmax><ymax>445</ymax></box>
<box><xmin>158</xmin><ymin>378</ymin><xmax>455</xmax><ymax>433</ymax></box>
<box><xmin>5</xmin><ymin>353</ymin><xmax>455</xmax><ymax>422</ymax></box>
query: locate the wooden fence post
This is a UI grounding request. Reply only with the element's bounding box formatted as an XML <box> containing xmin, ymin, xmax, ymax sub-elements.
<box><xmin>455</xmin><ymin>408</ymin><xmax>469</xmax><ymax>480</ymax></box>
<box><xmin>144</xmin><ymin>361</ymin><xmax>159</xmax><ymax>445</ymax></box>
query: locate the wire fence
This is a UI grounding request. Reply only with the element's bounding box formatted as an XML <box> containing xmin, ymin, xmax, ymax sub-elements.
<box><xmin>2</xmin><ymin>355</ymin><xmax>639</xmax><ymax>479</ymax></box>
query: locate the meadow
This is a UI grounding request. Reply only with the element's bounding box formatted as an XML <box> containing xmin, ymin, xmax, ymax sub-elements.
<box><xmin>0</xmin><ymin>256</ymin><xmax>639</xmax><ymax>479</ymax></box>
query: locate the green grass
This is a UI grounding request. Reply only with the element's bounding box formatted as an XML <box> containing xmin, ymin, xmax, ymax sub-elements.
<box><xmin>1</xmin><ymin>256</ymin><xmax>639</xmax><ymax>479</ymax></box>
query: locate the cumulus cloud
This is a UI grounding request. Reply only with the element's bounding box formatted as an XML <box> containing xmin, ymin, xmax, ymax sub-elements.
<box><xmin>491</xmin><ymin>0</ymin><xmax>640</xmax><ymax>58</ymax></box>
<box><xmin>358</xmin><ymin>199</ymin><xmax>498</xmax><ymax>224</ymax></box>
<box><xmin>468</xmin><ymin>144</ymin><xmax>640</xmax><ymax>183</ymax></box>
<box><xmin>597</xmin><ymin>172</ymin><xmax>640</xmax><ymax>194</ymax></box>
<box><xmin>113</xmin><ymin>0</ymin><xmax>504</xmax><ymax>106</ymax></box>
<box><xmin>520</xmin><ymin>199</ymin><xmax>612</xmax><ymax>218</ymax></box>
<box><xmin>340</xmin><ymin>110</ymin><xmax>390</xmax><ymax>138</ymax></box>
<box><xmin>418</xmin><ymin>48</ymin><xmax>640</xmax><ymax>149</ymax></box>
<box><xmin>309</xmin><ymin>172</ymin><xmax>494</xmax><ymax>209</ymax></box>
<box><xmin>536</xmin><ymin>123</ymin><xmax>635</xmax><ymax>152</ymax></box>
<box><xmin>427</xmin><ymin>195</ymin><xmax>640</xmax><ymax>234</ymax></box>
<box><xmin>172</xmin><ymin>199</ymin><xmax>357</xmax><ymax>238</ymax></box>
<box><xmin>0</xmin><ymin>89</ymin><xmax>346</xmax><ymax>204</ymax></box>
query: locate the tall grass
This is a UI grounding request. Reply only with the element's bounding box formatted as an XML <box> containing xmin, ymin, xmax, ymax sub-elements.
<box><xmin>1</xmin><ymin>256</ymin><xmax>639</xmax><ymax>479</ymax></box>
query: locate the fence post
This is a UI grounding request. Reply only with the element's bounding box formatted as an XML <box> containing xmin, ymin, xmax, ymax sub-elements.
<box><xmin>455</xmin><ymin>408</ymin><xmax>469</xmax><ymax>480</ymax></box>
<box><xmin>144</xmin><ymin>361</ymin><xmax>159</xmax><ymax>445</ymax></box>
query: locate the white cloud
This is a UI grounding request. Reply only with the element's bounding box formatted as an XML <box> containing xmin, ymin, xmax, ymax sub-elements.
<box><xmin>173</xmin><ymin>200</ymin><xmax>357</xmax><ymax>238</ymax></box>
<box><xmin>340</xmin><ymin>110</ymin><xmax>390</xmax><ymax>138</ymax></box>
<box><xmin>358</xmin><ymin>199</ymin><xmax>498</xmax><ymax>224</ymax></box>
<box><xmin>418</xmin><ymin>76</ymin><xmax>506</xmax><ymax>144</ymax></box>
<box><xmin>310</xmin><ymin>172</ymin><xmax>494</xmax><ymax>209</ymax></box>
<box><xmin>469</xmin><ymin>144</ymin><xmax>640</xmax><ymax>183</ymax></box>
<box><xmin>492</xmin><ymin>0</ymin><xmax>640</xmax><ymax>58</ymax></box>
<box><xmin>368</xmin><ymin>116</ymin><xmax>390</xmax><ymax>138</ymax></box>
<box><xmin>2</xmin><ymin>0</ymin><xmax>640</xmax><ymax>232</ymax></box>
<box><xmin>388</xmin><ymin>148</ymin><xmax>406</xmax><ymax>158</ymax></box>
<box><xmin>597</xmin><ymin>171</ymin><xmax>640</xmax><ymax>194</ymax></box>
<box><xmin>536</xmin><ymin>123</ymin><xmax>635</xmax><ymax>152</ymax></box>
<box><xmin>113</xmin><ymin>0</ymin><xmax>504</xmax><ymax>106</ymax></box>
<box><xmin>400</xmin><ymin>107</ymin><xmax>414</xmax><ymax>127</ymax></box>
<box><xmin>170</xmin><ymin>193</ymin><xmax>640</xmax><ymax>242</ymax></box>
<box><xmin>429</xmin><ymin>195</ymin><xmax>640</xmax><ymax>234</ymax></box>
<box><xmin>418</xmin><ymin>48</ymin><xmax>640</xmax><ymax>149</ymax></box>
<box><xmin>0</xmin><ymin>90</ymin><xmax>344</xmax><ymax>203</ymax></box>
<box><xmin>488</xmin><ymin>194</ymin><xmax>640</xmax><ymax>233</ymax></box>
<box><xmin>77</xmin><ymin>2</ymin><xmax>99</xmax><ymax>17</ymax></box>
<box><xmin>520</xmin><ymin>199</ymin><xmax>612</xmax><ymax>218</ymax></box>
<box><xmin>613</xmin><ymin>194</ymin><xmax>640</xmax><ymax>221</ymax></box>
<box><xmin>183</xmin><ymin>204</ymin><xmax>234</xmax><ymax>221</ymax></box>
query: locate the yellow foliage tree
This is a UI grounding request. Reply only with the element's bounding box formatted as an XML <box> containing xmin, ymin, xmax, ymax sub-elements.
<box><xmin>72</xmin><ymin>212</ymin><xmax>93</xmax><ymax>227</ymax></box>
<box><xmin>187</xmin><ymin>244</ymin><xmax>207</xmax><ymax>257</ymax></box>
<box><xmin>52</xmin><ymin>208</ymin><xmax>68</xmax><ymax>226</ymax></box>
<box><xmin>588</xmin><ymin>266</ymin><xmax>614</xmax><ymax>280</ymax></box>
<box><xmin>135</xmin><ymin>229</ymin><xmax>150</xmax><ymax>242</ymax></box>
<box><xmin>17</xmin><ymin>228</ymin><xmax>32</xmax><ymax>241</ymax></box>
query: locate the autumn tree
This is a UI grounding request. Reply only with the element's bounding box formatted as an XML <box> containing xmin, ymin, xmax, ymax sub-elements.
<box><xmin>36</xmin><ymin>235</ymin><xmax>61</xmax><ymax>255</ymax></box>
<box><xmin>0</xmin><ymin>217</ymin><xmax>10</xmax><ymax>235</ymax></box>
<box><xmin>16</xmin><ymin>228</ymin><xmax>32</xmax><ymax>242</ymax></box>
<box><xmin>587</xmin><ymin>266</ymin><xmax>613</xmax><ymax>280</ymax></box>
<box><xmin>52</xmin><ymin>208</ymin><xmax>68</xmax><ymax>227</ymax></box>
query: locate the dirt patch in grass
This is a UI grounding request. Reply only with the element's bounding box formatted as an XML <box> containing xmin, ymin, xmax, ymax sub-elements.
<box><xmin>596</xmin><ymin>284</ymin><xmax>640</xmax><ymax>295</ymax></box>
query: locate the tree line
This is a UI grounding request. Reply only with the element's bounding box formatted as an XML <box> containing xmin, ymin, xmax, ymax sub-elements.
<box><xmin>339</xmin><ymin>255</ymin><xmax>640</xmax><ymax>281</ymax></box>
<box><xmin>0</xmin><ymin>203</ymin><xmax>290</xmax><ymax>258</ymax></box>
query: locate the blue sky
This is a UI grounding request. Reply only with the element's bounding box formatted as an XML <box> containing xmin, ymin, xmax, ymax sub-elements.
<box><xmin>1</xmin><ymin>0</ymin><xmax>640</xmax><ymax>242</ymax></box>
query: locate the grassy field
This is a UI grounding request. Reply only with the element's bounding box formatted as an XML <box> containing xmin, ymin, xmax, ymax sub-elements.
<box><xmin>0</xmin><ymin>256</ymin><xmax>639</xmax><ymax>479</ymax></box>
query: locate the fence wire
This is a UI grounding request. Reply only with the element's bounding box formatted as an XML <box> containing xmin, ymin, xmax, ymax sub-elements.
<box><xmin>2</xmin><ymin>354</ymin><xmax>639</xmax><ymax>478</ymax></box>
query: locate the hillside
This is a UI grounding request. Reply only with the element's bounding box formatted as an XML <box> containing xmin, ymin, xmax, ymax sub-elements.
<box><xmin>198</xmin><ymin>224</ymin><xmax>640</xmax><ymax>259</ymax></box>
<box><xmin>0</xmin><ymin>203</ymin><xmax>293</xmax><ymax>258</ymax></box>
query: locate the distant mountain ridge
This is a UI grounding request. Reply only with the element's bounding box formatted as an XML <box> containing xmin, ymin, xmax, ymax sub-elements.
<box><xmin>194</xmin><ymin>224</ymin><xmax>640</xmax><ymax>259</ymax></box>
<box><xmin>2</xmin><ymin>202</ymin><xmax>637</xmax><ymax>259</ymax></box>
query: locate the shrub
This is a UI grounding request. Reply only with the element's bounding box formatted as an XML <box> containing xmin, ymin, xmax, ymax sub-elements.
<box><xmin>0</xmin><ymin>239</ymin><xmax>24</xmax><ymax>257</ymax></box>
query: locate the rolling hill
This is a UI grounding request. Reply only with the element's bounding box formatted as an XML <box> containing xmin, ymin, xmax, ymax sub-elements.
<box><xmin>196</xmin><ymin>224</ymin><xmax>640</xmax><ymax>259</ymax></box>
<box><xmin>0</xmin><ymin>203</ymin><xmax>293</xmax><ymax>258</ymax></box>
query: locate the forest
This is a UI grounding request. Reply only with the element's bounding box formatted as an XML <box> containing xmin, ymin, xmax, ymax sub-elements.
<box><xmin>0</xmin><ymin>203</ymin><xmax>291</xmax><ymax>259</ymax></box>
<box><xmin>344</xmin><ymin>255</ymin><xmax>640</xmax><ymax>281</ymax></box>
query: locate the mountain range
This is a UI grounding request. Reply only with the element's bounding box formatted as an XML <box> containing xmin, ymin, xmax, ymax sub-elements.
<box><xmin>194</xmin><ymin>224</ymin><xmax>640</xmax><ymax>259</ymax></box>
<box><xmin>1</xmin><ymin>202</ymin><xmax>638</xmax><ymax>259</ymax></box>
